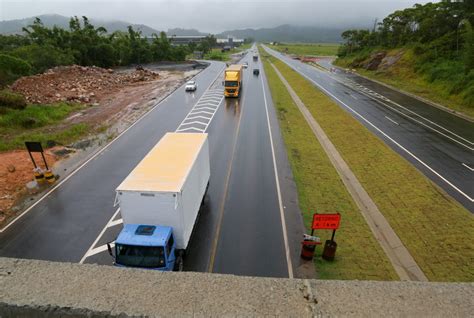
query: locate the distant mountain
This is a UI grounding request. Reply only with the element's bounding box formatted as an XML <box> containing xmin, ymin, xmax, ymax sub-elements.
<box><xmin>0</xmin><ymin>14</ymin><xmax>160</xmax><ymax>36</ymax></box>
<box><xmin>217</xmin><ymin>24</ymin><xmax>343</xmax><ymax>43</ymax></box>
<box><xmin>0</xmin><ymin>15</ymin><xmax>344</xmax><ymax>43</ymax></box>
<box><xmin>166</xmin><ymin>28</ymin><xmax>208</xmax><ymax>36</ymax></box>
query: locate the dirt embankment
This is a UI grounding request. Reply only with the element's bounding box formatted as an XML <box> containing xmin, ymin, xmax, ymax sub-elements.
<box><xmin>10</xmin><ymin>65</ymin><xmax>161</xmax><ymax>105</ymax></box>
<box><xmin>1</xmin><ymin>63</ymin><xmax>198</xmax><ymax>226</ymax></box>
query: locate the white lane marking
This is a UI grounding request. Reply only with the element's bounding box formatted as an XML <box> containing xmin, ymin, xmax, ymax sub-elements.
<box><xmin>80</xmin><ymin>208</ymin><xmax>120</xmax><ymax>264</ymax></box>
<box><xmin>350</xmin><ymin>94</ymin><xmax>358</xmax><ymax>100</ymax></box>
<box><xmin>176</xmin><ymin>127</ymin><xmax>205</xmax><ymax>133</ymax></box>
<box><xmin>331</xmin><ymin>75</ymin><xmax>473</xmax><ymax>147</ymax></box>
<box><xmin>283</xmin><ymin>51</ymin><xmax>473</xmax><ymax>150</ymax></box>
<box><xmin>84</xmin><ymin>242</ymin><xmax>115</xmax><ymax>259</ymax></box>
<box><xmin>193</xmin><ymin>106</ymin><xmax>218</xmax><ymax>111</ymax></box>
<box><xmin>385</xmin><ymin>116</ymin><xmax>400</xmax><ymax>126</ymax></box>
<box><xmin>190</xmin><ymin>110</ymin><xmax>214</xmax><ymax>115</ymax></box>
<box><xmin>260</xmin><ymin>66</ymin><xmax>294</xmax><ymax>279</ymax></box>
<box><xmin>265</xmin><ymin>46</ymin><xmax>474</xmax><ymax>202</ymax></box>
<box><xmin>184</xmin><ymin>115</ymin><xmax>212</xmax><ymax>121</ymax></box>
<box><xmin>177</xmin><ymin>89</ymin><xmax>224</xmax><ymax>133</ymax></box>
<box><xmin>179</xmin><ymin>121</ymin><xmax>208</xmax><ymax>127</ymax></box>
<box><xmin>107</xmin><ymin>218</ymin><xmax>123</xmax><ymax>228</ymax></box>
<box><xmin>462</xmin><ymin>163</ymin><xmax>474</xmax><ymax>171</ymax></box>
<box><xmin>353</xmin><ymin>88</ymin><xmax>474</xmax><ymax>150</ymax></box>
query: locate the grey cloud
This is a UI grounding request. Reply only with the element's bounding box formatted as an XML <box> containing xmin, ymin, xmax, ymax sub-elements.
<box><xmin>0</xmin><ymin>0</ymin><xmax>435</xmax><ymax>33</ymax></box>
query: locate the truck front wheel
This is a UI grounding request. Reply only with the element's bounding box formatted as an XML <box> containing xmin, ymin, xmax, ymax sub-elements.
<box><xmin>174</xmin><ymin>250</ymin><xmax>184</xmax><ymax>271</ymax></box>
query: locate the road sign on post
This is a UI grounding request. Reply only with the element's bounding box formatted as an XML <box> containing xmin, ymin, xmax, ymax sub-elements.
<box><xmin>312</xmin><ymin>213</ymin><xmax>341</xmax><ymax>230</ymax></box>
<box><xmin>311</xmin><ymin>213</ymin><xmax>341</xmax><ymax>261</ymax></box>
<box><xmin>25</xmin><ymin>141</ymin><xmax>55</xmax><ymax>184</ymax></box>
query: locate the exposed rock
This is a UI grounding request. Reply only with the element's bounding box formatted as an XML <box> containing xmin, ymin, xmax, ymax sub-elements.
<box><xmin>69</xmin><ymin>139</ymin><xmax>93</xmax><ymax>150</ymax></box>
<box><xmin>379</xmin><ymin>50</ymin><xmax>405</xmax><ymax>70</ymax></box>
<box><xmin>52</xmin><ymin>147</ymin><xmax>75</xmax><ymax>157</ymax></box>
<box><xmin>364</xmin><ymin>52</ymin><xmax>386</xmax><ymax>70</ymax></box>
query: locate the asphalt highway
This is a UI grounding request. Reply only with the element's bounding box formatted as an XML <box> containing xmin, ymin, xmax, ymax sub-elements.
<box><xmin>264</xmin><ymin>46</ymin><xmax>474</xmax><ymax>212</ymax></box>
<box><xmin>0</xmin><ymin>49</ymin><xmax>305</xmax><ymax>278</ymax></box>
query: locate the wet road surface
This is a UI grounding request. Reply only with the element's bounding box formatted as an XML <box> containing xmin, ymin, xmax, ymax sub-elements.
<box><xmin>0</xmin><ymin>49</ymin><xmax>305</xmax><ymax>278</ymax></box>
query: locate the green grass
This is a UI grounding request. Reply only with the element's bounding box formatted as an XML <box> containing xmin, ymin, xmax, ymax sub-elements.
<box><xmin>335</xmin><ymin>49</ymin><xmax>474</xmax><ymax>118</ymax></box>
<box><xmin>0</xmin><ymin>123</ymin><xmax>90</xmax><ymax>151</ymax></box>
<box><xmin>260</xmin><ymin>48</ymin><xmax>397</xmax><ymax>280</ymax></box>
<box><xmin>268</xmin><ymin>43</ymin><xmax>340</xmax><ymax>57</ymax></box>
<box><xmin>0</xmin><ymin>102</ymin><xmax>90</xmax><ymax>151</ymax></box>
<box><xmin>203</xmin><ymin>44</ymin><xmax>252</xmax><ymax>62</ymax></box>
<box><xmin>268</xmin><ymin>54</ymin><xmax>474</xmax><ymax>282</ymax></box>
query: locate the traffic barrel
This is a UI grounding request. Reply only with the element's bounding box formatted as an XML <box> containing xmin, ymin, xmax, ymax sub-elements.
<box><xmin>301</xmin><ymin>240</ymin><xmax>320</xmax><ymax>261</ymax></box>
<box><xmin>33</xmin><ymin>168</ymin><xmax>45</xmax><ymax>183</ymax></box>
<box><xmin>44</xmin><ymin>169</ymin><xmax>55</xmax><ymax>184</ymax></box>
<box><xmin>322</xmin><ymin>240</ymin><xmax>337</xmax><ymax>261</ymax></box>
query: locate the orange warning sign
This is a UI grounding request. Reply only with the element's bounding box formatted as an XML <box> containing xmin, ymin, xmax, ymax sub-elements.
<box><xmin>312</xmin><ymin>213</ymin><xmax>341</xmax><ymax>230</ymax></box>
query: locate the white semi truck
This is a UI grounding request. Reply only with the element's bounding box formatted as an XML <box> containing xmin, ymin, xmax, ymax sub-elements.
<box><xmin>108</xmin><ymin>132</ymin><xmax>210</xmax><ymax>271</ymax></box>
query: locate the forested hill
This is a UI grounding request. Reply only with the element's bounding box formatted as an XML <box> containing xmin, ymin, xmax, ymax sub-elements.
<box><xmin>217</xmin><ymin>24</ymin><xmax>343</xmax><ymax>43</ymax></box>
<box><xmin>336</xmin><ymin>1</ymin><xmax>474</xmax><ymax>115</ymax></box>
<box><xmin>0</xmin><ymin>14</ymin><xmax>159</xmax><ymax>36</ymax></box>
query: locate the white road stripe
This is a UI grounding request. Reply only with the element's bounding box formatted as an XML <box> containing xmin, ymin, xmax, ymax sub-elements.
<box><xmin>189</xmin><ymin>110</ymin><xmax>214</xmax><ymax>115</ymax></box>
<box><xmin>80</xmin><ymin>208</ymin><xmax>120</xmax><ymax>264</ymax></box>
<box><xmin>462</xmin><ymin>163</ymin><xmax>474</xmax><ymax>171</ymax></box>
<box><xmin>185</xmin><ymin>115</ymin><xmax>213</xmax><ymax>121</ymax></box>
<box><xmin>338</xmin><ymin>79</ymin><xmax>473</xmax><ymax>146</ymax></box>
<box><xmin>84</xmin><ymin>242</ymin><xmax>115</xmax><ymax>259</ymax></box>
<box><xmin>260</xmin><ymin>66</ymin><xmax>294</xmax><ymax>279</ymax></box>
<box><xmin>107</xmin><ymin>218</ymin><xmax>123</xmax><ymax>228</ymax></box>
<box><xmin>385</xmin><ymin>116</ymin><xmax>400</xmax><ymax>126</ymax></box>
<box><xmin>176</xmin><ymin>127</ymin><xmax>205</xmax><ymax>132</ymax></box>
<box><xmin>193</xmin><ymin>106</ymin><xmax>218</xmax><ymax>111</ymax></box>
<box><xmin>266</xmin><ymin>46</ymin><xmax>474</xmax><ymax>202</ymax></box>
<box><xmin>179</xmin><ymin>121</ymin><xmax>208</xmax><ymax>127</ymax></box>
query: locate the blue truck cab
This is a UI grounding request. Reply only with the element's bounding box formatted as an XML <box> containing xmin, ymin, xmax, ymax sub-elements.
<box><xmin>112</xmin><ymin>224</ymin><xmax>176</xmax><ymax>271</ymax></box>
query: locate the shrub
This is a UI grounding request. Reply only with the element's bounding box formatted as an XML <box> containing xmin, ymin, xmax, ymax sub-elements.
<box><xmin>0</xmin><ymin>89</ymin><xmax>27</xmax><ymax>109</ymax></box>
<box><xmin>0</xmin><ymin>54</ymin><xmax>31</xmax><ymax>87</ymax></box>
<box><xmin>11</xmin><ymin>44</ymin><xmax>75</xmax><ymax>73</ymax></box>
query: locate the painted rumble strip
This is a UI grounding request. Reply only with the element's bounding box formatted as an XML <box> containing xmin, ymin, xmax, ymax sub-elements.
<box><xmin>176</xmin><ymin>88</ymin><xmax>224</xmax><ymax>133</ymax></box>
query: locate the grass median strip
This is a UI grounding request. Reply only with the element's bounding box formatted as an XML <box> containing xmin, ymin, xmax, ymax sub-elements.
<box><xmin>261</xmin><ymin>51</ymin><xmax>398</xmax><ymax>280</ymax></box>
<box><xmin>267</xmin><ymin>54</ymin><xmax>474</xmax><ymax>282</ymax></box>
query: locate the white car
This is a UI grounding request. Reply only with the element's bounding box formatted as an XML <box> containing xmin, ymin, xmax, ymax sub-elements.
<box><xmin>185</xmin><ymin>81</ymin><xmax>197</xmax><ymax>91</ymax></box>
<box><xmin>243</xmin><ymin>62</ymin><xmax>248</xmax><ymax>69</ymax></box>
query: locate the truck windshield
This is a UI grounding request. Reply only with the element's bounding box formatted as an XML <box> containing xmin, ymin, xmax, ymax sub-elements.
<box><xmin>225</xmin><ymin>81</ymin><xmax>238</xmax><ymax>87</ymax></box>
<box><xmin>115</xmin><ymin>244</ymin><xmax>165</xmax><ymax>268</ymax></box>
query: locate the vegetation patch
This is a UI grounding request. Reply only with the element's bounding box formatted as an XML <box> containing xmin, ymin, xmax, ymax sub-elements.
<box><xmin>260</xmin><ymin>49</ymin><xmax>397</xmax><ymax>280</ymax></box>
<box><xmin>0</xmin><ymin>89</ymin><xmax>27</xmax><ymax>110</ymax></box>
<box><xmin>270</xmin><ymin>56</ymin><xmax>474</xmax><ymax>282</ymax></box>
<box><xmin>0</xmin><ymin>101</ymin><xmax>88</xmax><ymax>151</ymax></box>
<box><xmin>268</xmin><ymin>43</ymin><xmax>340</xmax><ymax>56</ymax></box>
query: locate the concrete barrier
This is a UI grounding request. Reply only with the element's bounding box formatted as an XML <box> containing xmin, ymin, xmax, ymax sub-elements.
<box><xmin>0</xmin><ymin>257</ymin><xmax>472</xmax><ymax>317</ymax></box>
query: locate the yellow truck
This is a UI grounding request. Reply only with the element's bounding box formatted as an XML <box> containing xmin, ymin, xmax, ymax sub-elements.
<box><xmin>224</xmin><ymin>64</ymin><xmax>243</xmax><ymax>98</ymax></box>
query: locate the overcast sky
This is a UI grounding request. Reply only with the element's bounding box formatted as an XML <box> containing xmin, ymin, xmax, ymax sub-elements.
<box><xmin>1</xmin><ymin>0</ymin><xmax>434</xmax><ymax>33</ymax></box>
